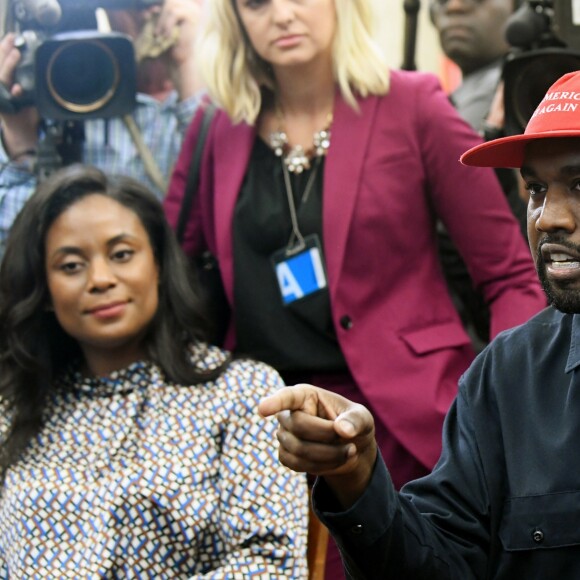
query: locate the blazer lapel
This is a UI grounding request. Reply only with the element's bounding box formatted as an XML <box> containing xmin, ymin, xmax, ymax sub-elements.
<box><xmin>323</xmin><ymin>94</ymin><xmax>379</xmax><ymax>295</ymax></box>
<box><xmin>212</xmin><ymin>117</ymin><xmax>255</xmax><ymax>303</ymax></box>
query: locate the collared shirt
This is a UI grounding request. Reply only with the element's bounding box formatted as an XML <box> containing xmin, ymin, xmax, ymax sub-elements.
<box><xmin>0</xmin><ymin>91</ymin><xmax>200</xmax><ymax>260</ymax></box>
<box><xmin>0</xmin><ymin>348</ymin><xmax>309</xmax><ymax>578</ymax></box>
<box><xmin>315</xmin><ymin>306</ymin><xmax>580</xmax><ymax>579</ymax></box>
<box><xmin>451</xmin><ymin>59</ymin><xmax>504</xmax><ymax>133</ymax></box>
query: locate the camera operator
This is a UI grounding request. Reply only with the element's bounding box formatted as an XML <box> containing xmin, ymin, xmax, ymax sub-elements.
<box><xmin>429</xmin><ymin>0</ymin><xmax>528</xmax><ymax>353</ymax></box>
<box><xmin>430</xmin><ymin>0</ymin><xmax>519</xmax><ymax>136</ymax></box>
<box><xmin>0</xmin><ymin>0</ymin><xmax>204</xmax><ymax>260</ymax></box>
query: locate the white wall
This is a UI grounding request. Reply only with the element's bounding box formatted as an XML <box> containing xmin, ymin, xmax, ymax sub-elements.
<box><xmin>373</xmin><ymin>0</ymin><xmax>443</xmax><ymax>77</ymax></box>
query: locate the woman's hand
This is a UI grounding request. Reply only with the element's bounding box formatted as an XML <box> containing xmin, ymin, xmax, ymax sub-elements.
<box><xmin>259</xmin><ymin>384</ymin><xmax>378</xmax><ymax>509</ymax></box>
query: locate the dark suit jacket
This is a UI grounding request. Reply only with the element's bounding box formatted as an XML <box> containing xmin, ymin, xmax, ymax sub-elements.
<box><xmin>164</xmin><ymin>69</ymin><xmax>545</xmax><ymax>470</ymax></box>
<box><xmin>315</xmin><ymin>308</ymin><xmax>580</xmax><ymax>579</ymax></box>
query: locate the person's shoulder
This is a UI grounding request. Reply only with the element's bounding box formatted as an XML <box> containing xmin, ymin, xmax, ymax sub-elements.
<box><xmin>183</xmin><ymin>98</ymin><xmax>233</xmax><ymax>137</ymax></box>
<box><xmin>189</xmin><ymin>344</ymin><xmax>284</xmax><ymax>399</ymax></box>
<box><xmin>463</xmin><ymin>306</ymin><xmax>568</xmax><ymax>387</ymax></box>
<box><xmin>388</xmin><ymin>68</ymin><xmax>444</xmax><ymax>94</ymax></box>
<box><xmin>491</xmin><ymin>306</ymin><xmax>567</xmax><ymax>346</ymax></box>
<box><xmin>458</xmin><ymin>307</ymin><xmax>574</xmax><ymax>428</ymax></box>
<box><xmin>188</xmin><ymin>342</ymin><xmax>231</xmax><ymax>372</ymax></box>
<box><xmin>220</xmin><ymin>356</ymin><xmax>284</xmax><ymax>400</ymax></box>
<box><xmin>380</xmin><ymin>69</ymin><xmax>450</xmax><ymax>119</ymax></box>
<box><xmin>212</xmin><ymin>356</ymin><xmax>285</xmax><ymax>418</ymax></box>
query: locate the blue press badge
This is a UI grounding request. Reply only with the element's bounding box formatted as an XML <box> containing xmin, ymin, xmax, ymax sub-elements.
<box><xmin>271</xmin><ymin>234</ymin><xmax>328</xmax><ymax>305</ymax></box>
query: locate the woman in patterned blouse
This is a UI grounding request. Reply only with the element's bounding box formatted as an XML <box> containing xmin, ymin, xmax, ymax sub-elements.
<box><xmin>0</xmin><ymin>164</ymin><xmax>308</xmax><ymax>578</ymax></box>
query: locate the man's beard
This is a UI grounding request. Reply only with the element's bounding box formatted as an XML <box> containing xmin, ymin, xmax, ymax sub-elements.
<box><xmin>537</xmin><ymin>249</ymin><xmax>580</xmax><ymax>314</ymax></box>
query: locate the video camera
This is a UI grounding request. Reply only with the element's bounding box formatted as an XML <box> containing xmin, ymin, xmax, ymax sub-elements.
<box><xmin>0</xmin><ymin>0</ymin><xmax>161</xmax><ymax>121</ymax></box>
<box><xmin>503</xmin><ymin>0</ymin><xmax>580</xmax><ymax>135</ymax></box>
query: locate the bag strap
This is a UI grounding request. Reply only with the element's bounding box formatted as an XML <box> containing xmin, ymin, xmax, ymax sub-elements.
<box><xmin>176</xmin><ymin>102</ymin><xmax>217</xmax><ymax>244</ymax></box>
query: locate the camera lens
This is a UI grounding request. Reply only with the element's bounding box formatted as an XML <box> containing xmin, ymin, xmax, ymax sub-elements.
<box><xmin>45</xmin><ymin>40</ymin><xmax>119</xmax><ymax>113</ymax></box>
<box><xmin>508</xmin><ymin>52</ymin><xmax>580</xmax><ymax>133</ymax></box>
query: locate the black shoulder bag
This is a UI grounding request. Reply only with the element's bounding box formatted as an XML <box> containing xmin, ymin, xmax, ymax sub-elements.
<box><xmin>175</xmin><ymin>103</ymin><xmax>230</xmax><ymax>345</ymax></box>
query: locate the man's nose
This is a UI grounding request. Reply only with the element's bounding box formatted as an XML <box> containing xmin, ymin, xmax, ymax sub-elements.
<box><xmin>438</xmin><ymin>0</ymin><xmax>474</xmax><ymax>13</ymax></box>
<box><xmin>534</xmin><ymin>188</ymin><xmax>576</xmax><ymax>234</ymax></box>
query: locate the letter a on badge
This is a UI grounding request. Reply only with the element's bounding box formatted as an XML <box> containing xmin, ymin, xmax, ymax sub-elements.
<box><xmin>276</xmin><ymin>262</ymin><xmax>304</xmax><ymax>304</ymax></box>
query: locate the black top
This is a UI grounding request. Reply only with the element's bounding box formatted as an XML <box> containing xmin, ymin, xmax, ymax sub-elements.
<box><xmin>314</xmin><ymin>306</ymin><xmax>580</xmax><ymax>579</ymax></box>
<box><xmin>233</xmin><ymin>137</ymin><xmax>346</xmax><ymax>372</ymax></box>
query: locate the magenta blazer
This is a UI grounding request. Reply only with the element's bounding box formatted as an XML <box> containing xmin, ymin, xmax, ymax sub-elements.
<box><xmin>165</xmin><ymin>70</ymin><xmax>545</xmax><ymax>470</ymax></box>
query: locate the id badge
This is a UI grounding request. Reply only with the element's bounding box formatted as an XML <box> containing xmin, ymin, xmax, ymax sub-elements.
<box><xmin>271</xmin><ymin>234</ymin><xmax>328</xmax><ymax>305</ymax></box>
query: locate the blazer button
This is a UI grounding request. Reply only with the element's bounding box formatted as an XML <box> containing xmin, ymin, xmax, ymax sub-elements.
<box><xmin>340</xmin><ymin>315</ymin><xmax>353</xmax><ymax>330</ymax></box>
<box><xmin>350</xmin><ymin>524</ymin><xmax>363</xmax><ymax>535</ymax></box>
<box><xmin>532</xmin><ymin>529</ymin><xmax>544</xmax><ymax>544</ymax></box>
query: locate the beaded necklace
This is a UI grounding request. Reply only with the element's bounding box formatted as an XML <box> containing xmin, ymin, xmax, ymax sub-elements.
<box><xmin>269</xmin><ymin>111</ymin><xmax>333</xmax><ymax>174</ymax></box>
<box><xmin>268</xmin><ymin>111</ymin><xmax>333</xmax><ymax>252</ymax></box>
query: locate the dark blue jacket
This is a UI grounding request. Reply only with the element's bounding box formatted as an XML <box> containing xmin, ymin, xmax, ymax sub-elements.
<box><xmin>316</xmin><ymin>307</ymin><xmax>580</xmax><ymax>579</ymax></box>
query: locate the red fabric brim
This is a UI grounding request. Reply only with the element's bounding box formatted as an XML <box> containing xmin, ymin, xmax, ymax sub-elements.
<box><xmin>460</xmin><ymin>130</ymin><xmax>580</xmax><ymax>168</ymax></box>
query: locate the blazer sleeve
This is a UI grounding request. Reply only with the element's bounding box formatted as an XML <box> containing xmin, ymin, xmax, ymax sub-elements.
<box><xmin>414</xmin><ymin>74</ymin><xmax>546</xmax><ymax>338</ymax></box>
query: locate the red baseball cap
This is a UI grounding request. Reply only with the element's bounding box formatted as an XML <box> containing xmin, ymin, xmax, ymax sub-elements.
<box><xmin>461</xmin><ymin>70</ymin><xmax>580</xmax><ymax>168</ymax></box>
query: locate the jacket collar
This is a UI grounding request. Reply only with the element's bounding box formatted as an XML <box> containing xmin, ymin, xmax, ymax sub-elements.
<box><xmin>321</xmin><ymin>93</ymin><xmax>379</xmax><ymax>292</ymax></box>
<box><xmin>566</xmin><ymin>313</ymin><xmax>580</xmax><ymax>372</ymax></box>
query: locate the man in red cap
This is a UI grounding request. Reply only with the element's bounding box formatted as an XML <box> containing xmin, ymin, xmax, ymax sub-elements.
<box><xmin>259</xmin><ymin>70</ymin><xmax>580</xmax><ymax>579</ymax></box>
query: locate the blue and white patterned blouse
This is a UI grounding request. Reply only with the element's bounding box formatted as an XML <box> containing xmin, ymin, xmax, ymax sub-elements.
<box><xmin>0</xmin><ymin>347</ymin><xmax>309</xmax><ymax>578</ymax></box>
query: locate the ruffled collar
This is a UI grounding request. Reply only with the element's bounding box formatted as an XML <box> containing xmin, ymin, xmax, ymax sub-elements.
<box><xmin>63</xmin><ymin>360</ymin><xmax>164</xmax><ymax>398</ymax></box>
<box><xmin>58</xmin><ymin>343</ymin><xmax>228</xmax><ymax>398</ymax></box>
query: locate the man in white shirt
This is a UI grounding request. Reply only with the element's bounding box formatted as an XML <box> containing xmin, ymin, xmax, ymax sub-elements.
<box><xmin>0</xmin><ymin>0</ymin><xmax>203</xmax><ymax>259</ymax></box>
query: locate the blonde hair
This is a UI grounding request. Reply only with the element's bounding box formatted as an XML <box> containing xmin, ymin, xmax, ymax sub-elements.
<box><xmin>197</xmin><ymin>0</ymin><xmax>390</xmax><ymax>125</ymax></box>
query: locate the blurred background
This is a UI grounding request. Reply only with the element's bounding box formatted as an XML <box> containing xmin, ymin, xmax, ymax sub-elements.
<box><xmin>375</xmin><ymin>0</ymin><xmax>459</xmax><ymax>91</ymax></box>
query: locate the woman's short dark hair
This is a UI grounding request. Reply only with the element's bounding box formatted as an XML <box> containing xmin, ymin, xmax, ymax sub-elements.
<box><xmin>0</xmin><ymin>164</ymin><xmax>225</xmax><ymax>477</ymax></box>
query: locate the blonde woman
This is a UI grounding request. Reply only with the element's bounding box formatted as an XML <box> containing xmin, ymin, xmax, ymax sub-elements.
<box><xmin>164</xmin><ymin>2</ymin><xmax>545</xmax><ymax>576</ymax></box>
